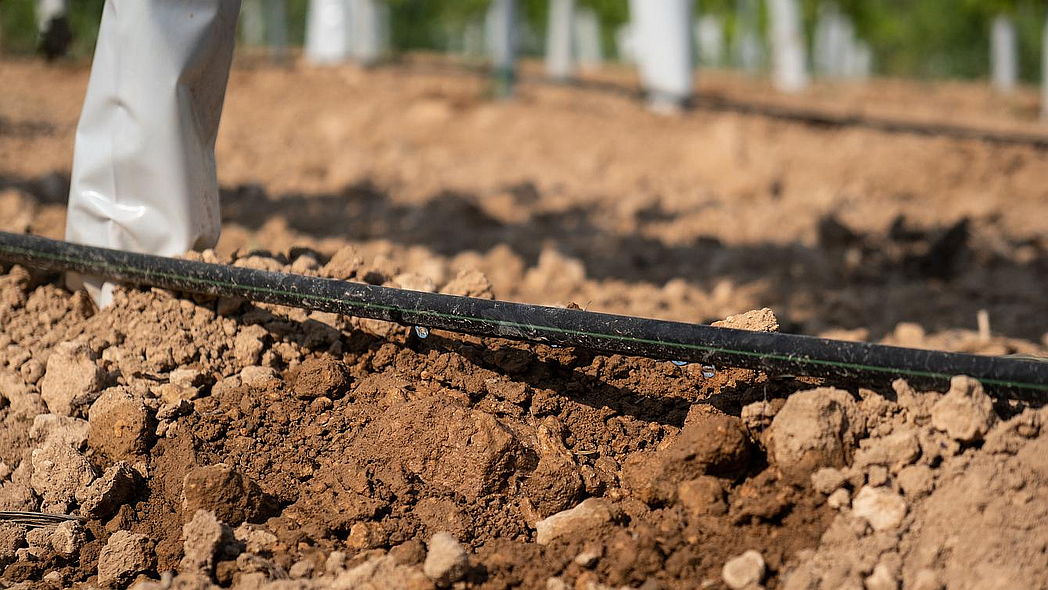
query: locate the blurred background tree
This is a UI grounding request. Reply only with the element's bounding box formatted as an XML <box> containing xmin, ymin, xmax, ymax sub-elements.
<box><xmin>0</xmin><ymin>0</ymin><xmax>1046</xmax><ymax>82</ymax></box>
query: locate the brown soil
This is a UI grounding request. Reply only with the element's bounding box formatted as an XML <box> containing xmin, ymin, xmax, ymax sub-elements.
<box><xmin>1</xmin><ymin>56</ymin><xmax>1047</xmax><ymax>590</ymax></box>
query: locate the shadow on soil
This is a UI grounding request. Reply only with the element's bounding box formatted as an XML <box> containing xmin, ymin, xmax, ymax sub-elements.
<box><xmin>3</xmin><ymin>172</ymin><xmax>1047</xmax><ymax>341</ymax></box>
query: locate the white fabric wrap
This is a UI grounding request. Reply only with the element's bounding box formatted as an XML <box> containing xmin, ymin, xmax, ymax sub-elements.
<box><xmin>65</xmin><ymin>0</ymin><xmax>241</xmax><ymax>306</ymax></box>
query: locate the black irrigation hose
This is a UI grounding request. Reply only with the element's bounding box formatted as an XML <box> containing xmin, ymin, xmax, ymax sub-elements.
<box><xmin>1</xmin><ymin>231</ymin><xmax>1046</xmax><ymax>401</ymax></box>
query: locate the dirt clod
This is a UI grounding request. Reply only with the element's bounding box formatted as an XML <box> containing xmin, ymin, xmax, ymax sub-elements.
<box><xmin>930</xmin><ymin>375</ymin><xmax>995</xmax><ymax>442</ymax></box>
<box><xmin>30</xmin><ymin>413</ymin><xmax>90</xmax><ymax>450</ymax></box>
<box><xmin>182</xmin><ymin>464</ymin><xmax>271</xmax><ymax>526</ymax></box>
<box><xmin>97</xmin><ymin>530</ymin><xmax>155</xmax><ymax>588</ymax></box>
<box><xmin>50</xmin><ymin>519</ymin><xmax>86</xmax><ymax>557</ymax></box>
<box><xmin>180</xmin><ymin>509</ymin><xmax>237</xmax><ymax>577</ymax></box>
<box><xmin>290</xmin><ymin>357</ymin><xmax>350</xmax><ymax>399</ymax></box>
<box><xmin>30</xmin><ymin>440</ymin><xmax>96</xmax><ymax>510</ymax></box>
<box><xmin>39</xmin><ymin>341</ymin><xmax>103</xmax><ymax>417</ymax></box>
<box><xmin>88</xmin><ymin>387</ymin><xmax>155</xmax><ymax>461</ymax></box>
<box><xmin>851</xmin><ymin>485</ymin><xmax>908</xmax><ymax>531</ymax></box>
<box><xmin>423</xmin><ymin>532</ymin><xmax>470</xmax><ymax>587</ymax></box>
<box><xmin>722</xmin><ymin>550</ymin><xmax>766</xmax><ymax>589</ymax></box>
<box><xmin>713</xmin><ymin>308</ymin><xmax>780</xmax><ymax>332</ymax></box>
<box><xmin>769</xmin><ymin>388</ymin><xmax>864</xmax><ymax>479</ymax></box>
<box><xmin>77</xmin><ymin>461</ymin><xmax>138</xmax><ymax>518</ymax></box>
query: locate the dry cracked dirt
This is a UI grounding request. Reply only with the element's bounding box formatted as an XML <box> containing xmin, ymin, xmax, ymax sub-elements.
<box><xmin>2</xmin><ymin>57</ymin><xmax>1048</xmax><ymax>590</ymax></box>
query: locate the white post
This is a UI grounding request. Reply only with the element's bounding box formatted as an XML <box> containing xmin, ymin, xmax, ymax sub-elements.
<box><xmin>546</xmin><ymin>0</ymin><xmax>575</xmax><ymax>81</ymax></box>
<box><xmin>615</xmin><ymin>24</ymin><xmax>637</xmax><ymax>63</ymax></box>
<box><xmin>1043</xmin><ymin>16</ymin><xmax>1048</xmax><ymax>118</ymax></box>
<box><xmin>991</xmin><ymin>15</ymin><xmax>1018</xmax><ymax>93</ymax></box>
<box><xmin>847</xmin><ymin>40</ymin><xmax>872</xmax><ymax>80</ymax></box>
<box><xmin>350</xmin><ymin>0</ymin><xmax>388</xmax><ymax>66</ymax></box>
<box><xmin>305</xmin><ymin>0</ymin><xmax>352</xmax><ymax>65</ymax></box>
<box><xmin>487</xmin><ymin>0</ymin><xmax>517</xmax><ymax>95</ymax></box>
<box><xmin>265</xmin><ymin>0</ymin><xmax>289</xmax><ymax>61</ymax></box>
<box><xmin>629</xmin><ymin>0</ymin><xmax>695</xmax><ymax>112</ymax></box>
<box><xmin>66</xmin><ymin>0</ymin><xmax>241</xmax><ymax>307</ymax></box>
<box><xmin>768</xmin><ymin>0</ymin><xmax>808</xmax><ymax>92</ymax></box>
<box><xmin>695</xmin><ymin>15</ymin><xmax>725</xmax><ymax>68</ymax></box>
<box><xmin>241</xmin><ymin>0</ymin><xmax>265</xmax><ymax>46</ymax></box>
<box><xmin>34</xmin><ymin>0</ymin><xmax>67</xmax><ymax>35</ymax></box>
<box><xmin>574</xmin><ymin>7</ymin><xmax>603</xmax><ymax>70</ymax></box>
<box><xmin>733</xmin><ymin>0</ymin><xmax>762</xmax><ymax>73</ymax></box>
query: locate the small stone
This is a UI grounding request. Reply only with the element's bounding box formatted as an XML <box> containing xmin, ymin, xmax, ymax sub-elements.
<box><xmin>234</xmin><ymin>524</ymin><xmax>279</xmax><ymax>554</ymax></box>
<box><xmin>20</xmin><ymin>359</ymin><xmax>44</xmax><ymax>384</ymax></box>
<box><xmin>854</xmin><ymin>430</ymin><xmax>920</xmax><ymax>471</ymax></box>
<box><xmin>26</xmin><ymin>526</ymin><xmax>52</xmax><ymax>549</ymax></box>
<box><xmin>827</xmin><ymin>488</ymin><xmax>851</xmax><ymax>510</ymax></box>
<box><xmin>29</xmin><ymin>414</ymin><xmax>90</xmax><ymax>450</ymax></box>
<box><xmin>88</xmin><ymin>387</ymin><xmax>155</xmax><ymax>460</ymax></box>
<box><xmin>866</xmin><ymin>465</ymin><xmax>889</xmax><ymax>487</ymax></box>
<box><xmin>234</xmin><ymin>325</ymin><xmax>268</xmax><ymax>366</ymax></box>
<box><xmin>157</xmin><ymin>399</ymin><xmax>193</xmax><ymax>422</ymax></box>
<box><xmin>930</xmin><ymin>376</ymin><xmax>996</xmax><ymax>442</ymax></box>
<box><xmin>811</xmin><ymin>467</ymin><xmax>846</xmax><ymax>495</ymax></box>
<box><xmin>573</xmin><ymin>548</ymin><xmax>601</xmax><ymax>568</ymax></box>
<box><xmin>168</xmin><ymin>368</ymin><xmax>207</xmax><ymax>388</ymax></box>
<box><xmin>865</xmin><ymin>563</ymin><xmax>898</xmax><ymax>590</ymax></box>
<box><xmin>347</xmin><ymin>522</ymin><xmax>387</xmax><ymax>551</ymax></box>
<box><xmin>546</xmin><ymin>577</ymin><xmax>569</xmax><ymax>590</ymax></box>
<box><xmin>30</xmin><ymin>441</ymin><xmax>96</xmax><ymax>507</ymax></box>
<box><xmin>77</xmin><ymin>461</ymin><xmax>138</xmax><ymax>518</ymax></box>
<box><xmin>423</xmin><ymin>532</ymin><xmax>470</xmax><ymax>586</ymax></box>
<box><xmin>97</xmin><ymin>530</ymin><xmax>155</xmax><ymax>587</ymax></box>
<box><xmin>851</xmin><ymin>486</ymin><xmax>907</xmax><ymax>531</ymax></box>
<box><xmin>39</xmin><ymin>342</ymin><xmax>104</xmax><ymax>417</ymax></box>
<box><xmin>180</xmin><ymin>509</ymin><xmax>236</xmax><ymax>576</ymax></box>
<box><xmin>393</xmin><ymin>273</ymin><xmax>436</xmax><ymax>293</ymax></box>
<box><xmin>741</xmin><ymin>400</ymin><xmax>779</xmax><ymax>432</ymax></box>
<box><xmin>896</xmin><ymin>464</ymin><xmax>935</xmax><ymax>499</ymax></box>
<box><xmin>712</xmin><ymin>308</ymin><xmax>779</xmax><ymax>332</ymax></box>
<box><xmin>677</xmin><ymin>476</ymin><xmax>727</xmax><ymax>516</ymax></box>
<box><xmin>0</xmin><ymin>522</ymin><xmax>25</xmax><ymax>567</ymax></box>
<box><xmin>535</xmin><ymin>499</ymin><xmax>616</xmax><ymax>545</ymax></box>
<box><xmin>289</xmin><ymin>560</ymin><xmax>315</xmax><ymax>578</ymax></box>
<box><xmin>239</xmin><ymin>365</ymin><xmax>279</xmax><ymax>388</ymax></box>
<box><xmin>325</xmin><ymin>550</ymin><xmax>347</xmax><ymax>573</ymax></box>
<box><xmin>442</xmin><ymin>269</ymin><xmax>495</xmax><ymax>300</ymax></box>
<box><xmin>157</xmin><ymin>383</ymin><xmax>200</xmax><ymax>405</ymax></box>
<box><xmin>51</xmin><ymin>520</ymin><xmax>86</xmax><ymax>557</ymax></box>
<box><xmin>911</xmin><ymin>568</ymin><xmax>944</xmax><ymax>590</ymax></box>
<box><xmin>721</xmin><ymin>550</ymin><xmax>766</xmax><ymax>589</ymax></box>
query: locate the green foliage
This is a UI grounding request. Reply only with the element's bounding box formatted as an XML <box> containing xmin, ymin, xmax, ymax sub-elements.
<box><xmin>1</xmin><ymin>0</ymin><xmax>1047</xmax><ymax>82</ymax></box>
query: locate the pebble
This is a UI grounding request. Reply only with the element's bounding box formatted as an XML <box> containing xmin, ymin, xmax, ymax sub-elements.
<box><xmin>423</xmin><ymin>532</ymin><xmax>470</xmax><ymax>586</ymax></box>
<box><xmin>865</xmin><ymin>563</ymin><xmax>899</xmax><ymax>590</ymax></box>
<box><xmin>722</xmin><ymin>550</ymin><xmax>766</xmax><ymax>589</ymax></box>
<box><xmin>535</xmin><ymin>498</ymin><xmax>615</xmax><ymax>545</ymax></box>
<box><xmin>851</xmin><ymin>486</ymin><xmax>907</xmax><ymax>531</ymax></box>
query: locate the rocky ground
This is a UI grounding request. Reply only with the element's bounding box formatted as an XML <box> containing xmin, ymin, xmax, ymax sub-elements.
<box><xmin>1</xmin><ymin>56</ymin><xmax>1047</xmax><ymax>590</ymax></box>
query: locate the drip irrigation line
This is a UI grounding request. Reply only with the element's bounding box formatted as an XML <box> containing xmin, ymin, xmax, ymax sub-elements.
<box><xmin>691</xmin><ymin>93</ymin><xmax>1048</xmax><ymax>149</ymax></box>
<box><xmin>0</xmin><ymin>231</ymin><xmax>1045</xmax><ymax>401</ymax></box>
<box><xmin>0</xmin><ymin>511</ymin><xmax>85</xmax><ymax>528</ymax></box>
